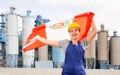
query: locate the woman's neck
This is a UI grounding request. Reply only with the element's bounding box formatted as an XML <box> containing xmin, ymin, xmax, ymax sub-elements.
<box><xmin>71</xmin><ymin>39</ymin><xmax>78</xmax><ymax>45</ymax></box>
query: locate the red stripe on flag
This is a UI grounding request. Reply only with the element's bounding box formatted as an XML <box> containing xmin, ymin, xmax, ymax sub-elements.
<box><xmin>22</xmin><ymin>24</ymin><xmax>46</xmax><ymax>52</ymax></box>
<box><xmin>22</xmin><ymin>12</ymin><xmax>95</xmax><ymax>52</ymax></box>
<box><xmin>73</xmin><ymin>12</ymin><xmax>94</xmax><ymax>40</ymax></box>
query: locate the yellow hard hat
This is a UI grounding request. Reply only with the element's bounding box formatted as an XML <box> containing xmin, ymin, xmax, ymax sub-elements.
<box><xmin>68</xmin><ymin>22</ymin><xmax>80</xmax><ymax>32</ymax></box>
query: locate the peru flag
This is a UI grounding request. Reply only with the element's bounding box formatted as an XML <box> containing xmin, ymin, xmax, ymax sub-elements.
<box><xmin>22</xmin><ymin>24</ymin><xmax>46</xmax><ymax>52</ymax></box>
<box><xmin>22</xmin><ymin>12</ymin><xmax>94</xmax><ymax>52</ymax></box>
<box><xmin>73</xmin><ymin>12</ymin><xmax>94</xmax><ymax>40</ymax></box>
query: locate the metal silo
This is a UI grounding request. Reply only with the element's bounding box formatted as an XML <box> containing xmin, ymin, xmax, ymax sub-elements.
<box><xmin>85</xmin><ymin>31</ymin><xmax>96</xmax><ymax>69</ymax></box>
<box><xmin>0</xmin><ymin>13</ymin><xmax>6</xmax><ymax>67</ymax></box>
<box><xmin>35</xmin><ymin>15</ymin><xmax>48</xmax><ymax>61</ymax></box>
<box><xmin>34</xmin><ymin>15</ymin><xmax>53</xmax><ymax>68</ymax></box>
<box><xmin>38</xmin><ymin>45</ymin><xmax>48</xmax><ymax>61</ymax></box>
<box><xmin>85</xmin><ymin>32</ymin><xmax>96</xmax><ymax>59</ymax></box>
<box><xmin>52</xmin><ymin>47</ymin><xmax>65</xmax><ymax>68</ymax></box>
<box><xmin>5</xmin><ymin>7</ymin><xmax>19</xmax><ymax>67</ymax></box>
<box><xmin>97</xmin><ymin>24</ymin><xmax>109</xmax><ymax>64</ymax></box>
<box><xmin>110</xmin><ymin>31</ymin><xmax>120</xmax><ymax>65</ymax></box>
<box><xmin>22</xmin><ymin>10</ymin><xmax>35</xmax><ymax>68</ymax></box>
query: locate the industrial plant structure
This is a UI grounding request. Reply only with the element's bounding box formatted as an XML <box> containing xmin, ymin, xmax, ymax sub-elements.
<box><xmin>0</xmin><ymin>7</ymin><xmax>120</xmax><ymax>70</ymax></box>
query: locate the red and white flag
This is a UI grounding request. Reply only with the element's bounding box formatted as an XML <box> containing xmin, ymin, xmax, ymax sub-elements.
<box><xmin>22</xmin><ymin>24</ymin><xmax>46</xmax><ymax>52</ymax></box>
<box><xmin>22</xmin><ymin>12</ymin><xmax>94</xmax><ymax>52</ymax></box>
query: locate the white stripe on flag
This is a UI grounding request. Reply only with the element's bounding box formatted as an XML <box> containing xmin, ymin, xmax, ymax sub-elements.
<box><xmin>23</xmin><ymin>35</ymin><xmax>40</xmax><ymax>49</ymax></box>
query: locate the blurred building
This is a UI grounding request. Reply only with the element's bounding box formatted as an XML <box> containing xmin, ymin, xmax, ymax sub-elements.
<box><xmin>0</xmin><ymin>7</ymin><xmax>120</xmax><ymax>70</ymax></box>
<box><xmin>97</xmin><ymin>24</ymin><xmax>109</xmax><ymax>69</ymax></box>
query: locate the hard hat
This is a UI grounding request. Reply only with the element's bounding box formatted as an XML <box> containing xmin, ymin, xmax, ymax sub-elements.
<box><xmin>68</xmin><ymin>22</ymin><xmax>80</xmax><ymax>32</ymax></box>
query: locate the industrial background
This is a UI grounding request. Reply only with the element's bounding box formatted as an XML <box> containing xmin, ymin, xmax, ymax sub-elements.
<box><xmin>0</xmin><ymin>7</ymin><xmax>120</xmax><ymax>75</ymax></box>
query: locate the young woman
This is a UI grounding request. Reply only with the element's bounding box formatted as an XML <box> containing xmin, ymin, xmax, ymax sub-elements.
<box><xmin>33</xmin><ymin>20</ymin><xmax>97</xmax><ymax>75</ymax></box>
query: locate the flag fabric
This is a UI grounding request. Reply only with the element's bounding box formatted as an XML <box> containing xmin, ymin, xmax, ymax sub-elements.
<box><xmin>73</xmin><ymin>12</ymin><xmax>94</xmax><ymax>40</ymax></box>
<box><xmin>22</xmin><ymin>24</ymin><xmax>46</xmax><ymax>52</ymax></box>
<box><xmin>22</xmin><ymin>12</ymin><xmax>95</xmax><ymax>52</ymax></box>
<box><xmin>47</xmin><ymin>12</ymin><xmax>94</xmax><ymax>41</ymax></box>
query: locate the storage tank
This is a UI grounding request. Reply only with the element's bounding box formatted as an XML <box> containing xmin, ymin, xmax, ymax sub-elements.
<box><xmin>0</xmin><ymin>13</ymin><xmax>6</xmax><ymax>60</ymax></box>
<box><xmin>5</xmin><ymin>7</ymin><xmax>19</xmax><ymax>67</ymax></box>
<box><xmin>110</xmin><ymin>31</ymin><xmax>120</xmax><ymax>65</ymax></box>
<box><xmin>22</xmin><ymin>10</ymin><xmax>35</xmax><ymax>68</ymax></box>
<box><xmin>85</xmin><ymin>32</ymin><xmax>96</xmax><ymax>59</ymax></box>
<box><xmin>97</xmin><ymin>24</ymin><xmax>109</xmax><ymax>63</ymax></box>
<box><xmin>34</xmin><ymin>15</ymin><xmax>48</xmax><ymax>61</ymax></box>
<box><xmin>85</xmin><ymin>31</ymin><xmax>96</xmax><ymax>69</ymax></box>
<box><xmin>22</xmin><ymin>10</ymin><xmax>35</xmax><ymax>45</ymax></box>
<box><xmin>38</xmin><ymin>45</ymin><xmax>48</xmax><ymax>61</ymax></box>
<box><xmin>52</xmin><ymin>47</ymin><xmax>65</xmax><ymax>68</ymax></box>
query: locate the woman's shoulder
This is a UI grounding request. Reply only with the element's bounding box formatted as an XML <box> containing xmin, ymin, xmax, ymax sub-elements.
<box><xmin>58</xmin><ymin>39</ymin><xmax>70</xmax><ymax>48</ymax></box>
<box><xmin>59</xmin><ymin>39</ymin><xmax>70</xmax><ymax>43</ymax></box>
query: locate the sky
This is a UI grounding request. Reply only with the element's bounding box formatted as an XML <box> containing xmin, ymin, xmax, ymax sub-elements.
<box><xmin>0</xmin><ymin>0</ymin><xmax>120</xmax><ymax>36</ymax></box>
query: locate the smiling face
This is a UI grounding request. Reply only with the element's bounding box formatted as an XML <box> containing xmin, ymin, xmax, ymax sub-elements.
<box><xmin>68</xmin><ymin>28</ymin><xmax>80</xmax><ymax>40</ymax></box>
